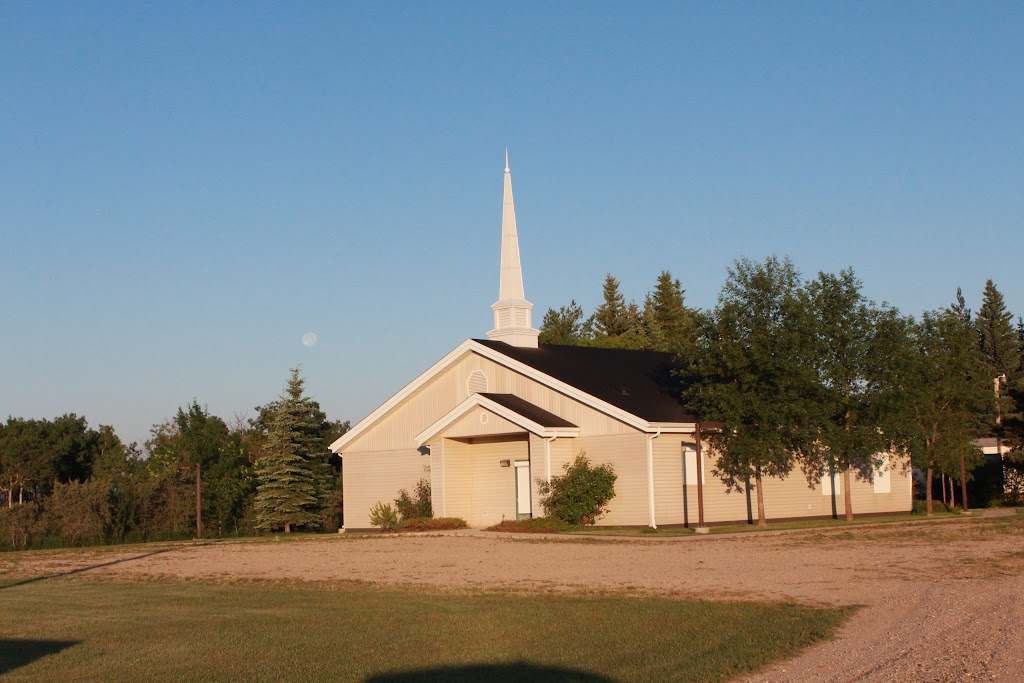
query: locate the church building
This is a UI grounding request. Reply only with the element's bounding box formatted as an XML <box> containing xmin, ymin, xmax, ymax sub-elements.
<box><xmin>331</xmin><ymin>157</ymin><xmax>913</xmax><ymax>530</ymax></box>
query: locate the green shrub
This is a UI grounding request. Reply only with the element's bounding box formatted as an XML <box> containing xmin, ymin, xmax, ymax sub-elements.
<box><xmin>44</xmin><ymin>479</ymin><xmax>112</xmax><ymax>544</ymax></box>
<box><xmin>394</xmin><ymin>478</ymin><xmax>432</xmax><ymax>520</ymax></box>
<box><xmin>912</xmin><ymin>499</ymin><xmax>950</xmax><ymax>514</ymax></box>
<box><xmin>538</xmin><ymin>451</ymin><xmax>616</xmax><ymax>526</ymax></box>
<box><xmin>368</xmin><ymin>502</ymin><xmax>399</xmax><ymax>532</ymax></box>
<box><xmin>487</xmin><ymin>517</ymin><xmax>575</xmax><ymax>533</ymax></box>
<box><xmin>398</xmin><ymin>517</ymin><xmax>467</xmax><ymax>532</ymax></box>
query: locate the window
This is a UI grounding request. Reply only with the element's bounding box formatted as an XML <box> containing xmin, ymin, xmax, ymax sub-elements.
<box><xmin>873</xmin><ymin>456</ymin><xmax>891</xmax><ymax>494</ymax></box>
<box><xmin>682</xmin><ymin>443</ymin><xmax>704</xmax><ymax>485</ymax></box>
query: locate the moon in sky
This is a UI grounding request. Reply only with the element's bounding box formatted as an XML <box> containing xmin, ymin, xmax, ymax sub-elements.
<box><xmin>302</xmin><ymin>332</ymin><xmax>318</xmax><ymax>347</ymax></box>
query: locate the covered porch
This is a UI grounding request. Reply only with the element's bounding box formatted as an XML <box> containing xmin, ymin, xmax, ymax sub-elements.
<box><xmin>416</xmin><ymin>393</ymin><xmax>579</xmax><ymax>528</ymax></box>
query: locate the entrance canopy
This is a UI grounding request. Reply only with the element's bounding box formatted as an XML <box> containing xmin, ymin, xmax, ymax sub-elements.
<box><xmin>415</xmin><ymin>393</ymin><xmax>579</xmax><ymax>446</ymax></box>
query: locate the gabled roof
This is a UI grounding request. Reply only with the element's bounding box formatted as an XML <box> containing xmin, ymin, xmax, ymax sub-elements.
<box><xmin>474</xmin><ymin>340</ymin><xmax>697</xmax><ymax>423</ymax></box>
<box><xmin>478</xmin><ymin>393</ymin><xmax>577</xmax><ymax>428</ymax></box>
<box><xmin>415</xmin><ymin>393</ymin><xmax>580</xmax><ymax>445</ymax></box>
<box><xmin>330</xmin><ymin>338</ymin><xmax>700</xmax><ymax>453</ymax></box>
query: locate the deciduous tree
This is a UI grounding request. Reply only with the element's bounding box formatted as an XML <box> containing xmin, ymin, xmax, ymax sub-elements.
<box><xmin>897</xmin><ymin>310</ymin><xmax>990</xmax><ymax>515</ymax></box>
<box><xmin>680</xmin><ymin>256</ymin><xmax>819</xmax><ymax>525</ymax></box>
<box><xmin>804</xmin><ymin>269</ymin><xmax>906</xmax><ymax>521</ymax></box>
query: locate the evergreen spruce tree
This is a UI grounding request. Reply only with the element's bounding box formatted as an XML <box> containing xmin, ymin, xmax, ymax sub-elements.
<box><xmin>591</xmin><ymin>274</ymin><xmax>646</xmax><ymax>349</ymax></box>
<box><xmin>976</xmin><ymin>279</ymin><xmax>1020</xmax><ymax>379</ymax></box>
<box><xmin>951</xmin><ymin>287</ymin><xmax>971</xmax><ymax>324</ymax></box>
<box><xmin>642</xmin><ymin>270</ymin><xmax>695</xmax><ymax>356</ymax></box>
<box><xmin>539</xmin><ymin>300</ymin><xmax>587</xmax><ymax>345</ymax></box>
<box><xmin>254</xmin><ymin>369</ymin><xmax>325</xmax><ymax>533</ymax></box>
<box><xmin>592</xmin><ymin>274</ymin><xmax>629</xmax><ymax>337</ymax></box>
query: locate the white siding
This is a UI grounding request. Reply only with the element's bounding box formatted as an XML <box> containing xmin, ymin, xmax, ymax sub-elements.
<box><xmin>342</xmin><ymin>449</ymin><xmax>430</xmax><ymax>530</ymax></box>
<box><xmin>342</xmin><ymin>352</ymin><xmax>633</xmax><ymax>453</ymax></box>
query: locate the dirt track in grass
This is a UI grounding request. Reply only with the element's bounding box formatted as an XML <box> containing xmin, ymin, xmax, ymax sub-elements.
<box><xmin>4</xmin><ymin>514</ymin><xmax>1023</xmax><ymax>682</ymax></box>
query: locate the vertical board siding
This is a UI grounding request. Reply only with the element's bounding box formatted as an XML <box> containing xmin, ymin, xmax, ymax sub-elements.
<box><xmin>469</xmin><ymin>438</ymin><xmax>525</xmax><ymax>526</ymax></box>
<box><xmin>342</xmin><ymin>449</ymin><xmax>429</xmax><ymax>529</ymax></box>
<box><xmin>435</xmin><ymin>436</ymin><xmax>527</xmax><ymax>527</ymax></box>
<box><xmin>440</xmin><ymin>406</ymin><xmax>524</xmax><ymax>440</ymax></box>
<box><xmin>443</xmin><ymin>439</ymin><xmax>473</xmax><ymax>522</ymax></box>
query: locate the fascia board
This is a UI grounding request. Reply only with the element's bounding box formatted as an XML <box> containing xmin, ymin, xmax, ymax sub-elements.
<box><xmin>645</xmin><ymin>423</ymin><xmax>698</xmax><ymax>433</ymax></box>
<box><xmin>543</xmin><ymin>428</ymin><xmax>582</xmax><ymax>438</ymax></box>
<box><xmin>330</xmin><ymin>340</ymin><xmax>477</xmax><ymax>453</ymax></box>
<box><xmin>415</xmin><ymin>393</ymin><xmax>566</xmax><ymax>445</ymax></box>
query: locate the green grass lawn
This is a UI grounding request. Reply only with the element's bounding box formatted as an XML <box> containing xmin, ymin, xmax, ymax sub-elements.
<box><xmin>0</xmin><ymin>578</ymin><xmax>849</xmax><ymax>682</ymax></box>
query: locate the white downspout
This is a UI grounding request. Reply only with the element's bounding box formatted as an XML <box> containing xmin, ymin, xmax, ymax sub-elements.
<box><xmin>646</xmin><ymin>429</ymin><xmax>661</xmax><ymax>529</ymax></box>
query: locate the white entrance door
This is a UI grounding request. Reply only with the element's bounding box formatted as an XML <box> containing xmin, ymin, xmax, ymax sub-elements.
<box><xmin>515</xmin><ymin>460</ymin><xmax>532</xmax><ymax>519</ymax></box>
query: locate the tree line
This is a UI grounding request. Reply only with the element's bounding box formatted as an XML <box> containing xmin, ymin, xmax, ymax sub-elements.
<box><xmin>0</xmin><ymin>369</ymin><xmax>348</xmax><ymax>549</ymax></box>
<box><xmin>541</xmin><ymin>261</ymin><xmax>1023</xmax><ymax>524</ymax></box>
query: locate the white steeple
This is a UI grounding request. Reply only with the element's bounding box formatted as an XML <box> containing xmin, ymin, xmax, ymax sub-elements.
<box><xmin>486</xmin><ymin>152</ymin><xmax>540</xmax><ymax>348</ymax></box>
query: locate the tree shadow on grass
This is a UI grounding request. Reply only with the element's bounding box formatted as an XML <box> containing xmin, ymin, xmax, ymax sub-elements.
<box><xmin>0</xmin><ymin>639</ymin><xmax>79</xmax><ymax>675</ymax></box>
<box><xmin>366</xmin><ymin>662</ymin><xmax>617</xmax><ymax>683</ymax></box>
<box><xmin>0</xmin><ymin>545</ymin><xmax>188</xmax><ymax>591</ymax></box>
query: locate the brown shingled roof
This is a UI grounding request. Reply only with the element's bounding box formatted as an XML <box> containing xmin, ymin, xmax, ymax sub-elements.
<box><xmin>474</xmin><ymin>339</ymin><xmax>698</xmax><ymax>423</ymax></box>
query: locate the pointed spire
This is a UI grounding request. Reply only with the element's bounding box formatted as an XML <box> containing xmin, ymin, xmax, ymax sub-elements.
<box><xmin>487</xmin><ymin>152</ymin><xmax>539</xmax><ymax>348</ymax></box>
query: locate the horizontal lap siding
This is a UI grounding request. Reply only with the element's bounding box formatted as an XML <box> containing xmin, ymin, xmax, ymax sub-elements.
<box><xmin>698</xmin><ymin>452</ymin><xmax>914</xmax><ymax>524</ymax></box>
<box><xmin>653</xmin><ymin>437</ymin><xmax>686</xmax><ymax>526</ymax></box>
<box><xmin>681</xmin><ymin>443</ymin><xmax>752</xmax><ymax>524</ymax></box>
<box><xmin>576</xmin><ymin>433</ymin><xmax>648</xmax><ymax>526</ymax></box>
<box><xmin>343</xmin><ymin>449</ymin><xmax>429</xmax><ymax>529</ymax></box>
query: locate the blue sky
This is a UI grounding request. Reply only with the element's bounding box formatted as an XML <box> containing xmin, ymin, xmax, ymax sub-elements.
<box><xmin>2</xmin><ymin>2</ymin><xmax>1022</xmax><ymax>446</ymax></box>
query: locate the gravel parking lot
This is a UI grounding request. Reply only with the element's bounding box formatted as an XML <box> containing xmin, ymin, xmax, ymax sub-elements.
<box><xmin>7</xmin><ymin>513</ymin><xmax>1023</xmax><ymax>682</ymax></box>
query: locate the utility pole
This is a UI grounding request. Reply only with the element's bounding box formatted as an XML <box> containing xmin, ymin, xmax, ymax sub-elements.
<box><xmin>179</xmin><ymin>461</ymin><xmax>203</xmax><ymax>539</ymax></box>
<box><xmin>996</xmin><ymin>374</ymin><xmax>1006</xmax><ymax>493</ymax></box>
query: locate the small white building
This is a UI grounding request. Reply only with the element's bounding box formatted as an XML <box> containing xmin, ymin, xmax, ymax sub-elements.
<box><xmin>331</xmin><ymin>157</ymin><xmax>914</xmax><ymax>530</ymax></box>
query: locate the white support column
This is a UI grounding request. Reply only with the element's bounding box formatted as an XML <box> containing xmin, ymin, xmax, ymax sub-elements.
<box><xmin>440</xmin><ymin>439</ymin><xmax>447</xmax><ymax>518</ymax></box>
<box><xmin>545</xmin><ymin>436</ymin><xmax>556</xmax><ymax>483</ymax></box>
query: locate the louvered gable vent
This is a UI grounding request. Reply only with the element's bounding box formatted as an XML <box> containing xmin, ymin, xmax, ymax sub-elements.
<box><xmin>467</xmin><ymin>370</ymin><xmax>488</xmax><ymax>395</ymax></box>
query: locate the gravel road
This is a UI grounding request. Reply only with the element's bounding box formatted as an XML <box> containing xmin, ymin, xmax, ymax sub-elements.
<box><xmin>7</xmin><ymin>514</ymin><xmax>1023</xmax><ymax>682</ymax></box>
